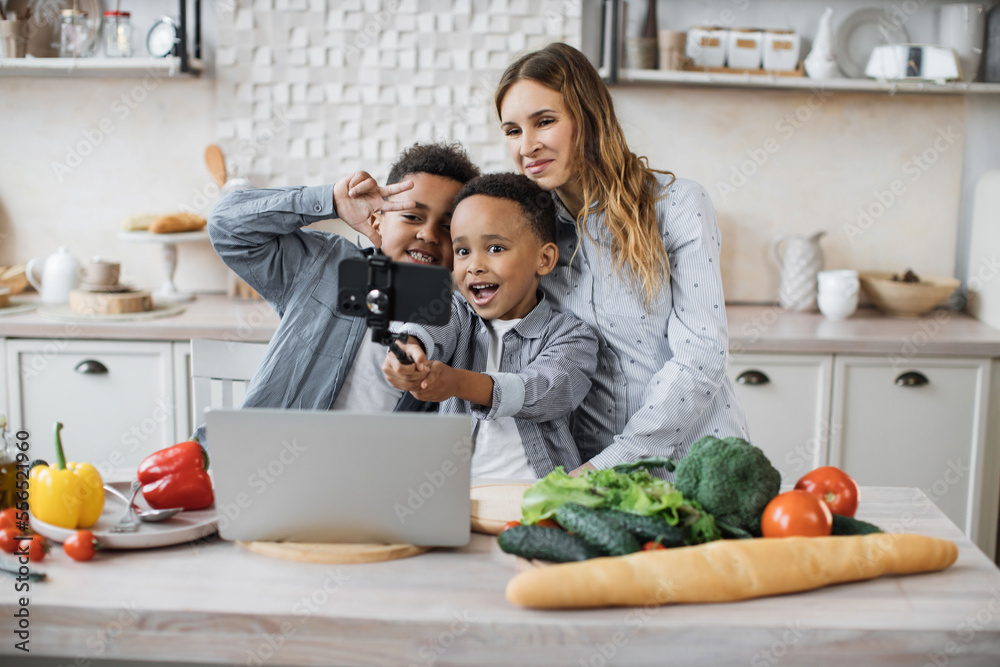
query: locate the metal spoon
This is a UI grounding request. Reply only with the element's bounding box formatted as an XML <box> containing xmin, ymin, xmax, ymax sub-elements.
<box><xmin>104</xmin><ymin>484</ymin><xmax>183</xmax><ymax>523</ymax></box>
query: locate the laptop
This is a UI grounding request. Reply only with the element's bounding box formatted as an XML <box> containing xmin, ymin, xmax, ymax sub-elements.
<box><xmin>205</xmin><ymin>408</ymin><xmax>473</xmax><ymax>546</ymax></box>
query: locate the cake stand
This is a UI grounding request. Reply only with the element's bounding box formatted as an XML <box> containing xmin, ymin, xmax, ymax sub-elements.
<box><xmin>118</xmin><ymin>230</ymin><xmax>210</xmax><ymax>303</ymax></box>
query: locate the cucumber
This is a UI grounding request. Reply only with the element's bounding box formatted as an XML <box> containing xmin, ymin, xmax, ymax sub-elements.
<box><xmin>555</xmin><ymin>503</ymin><xmax>642</xmax><ymax>556</ymax></box>
<box><xmin>498</xmin><ymin>525</ymin><xmax>606</xmax><ymax>562</ymax></box>
<box><xmin>831</xmin><ymin>514</ymin><xmax>883</xmax><ymax>535</ymax></box>
<box><xmin>595</xmin><ymin>508</ymin><xmax>686</xmax><ymax>547</ymax></box>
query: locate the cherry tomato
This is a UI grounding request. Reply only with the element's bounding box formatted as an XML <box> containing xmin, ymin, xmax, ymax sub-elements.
<box><xmin>795</xmin><ymin>466</ymin><xmax>861</xmax><ymax>517</ymax></box>
<box><xmin>761</xmin><ymin>490</ymin><xmax>833</xmax><ymax>538</ymax></box>
<box><xmin>500</xmin><ymin>521</ymin><xmax>521</xmax><ymax>533</ymax></box>
<box><xmin>64</xmin><ymin>530</ymin><xmax>99</xmax><ymax>562</ymax></box>
<box><xmin>0</xmin><ymin>509</ymin><xmax>19</xmax><ymax>533</ymax></box>
<box><xmin>642</xmin><ymin>541</ymin><xmax>666</xmax><ymax>551</ymax></box>
<box><xmin>0</xmin><ymin>527</ymin><xmax>19</xmax><ymax>553</ymax></box>
<box><xmin>25</xmin><ymin>534</ymin><xmax>48</xmax><ymax>562</ymax></box>
<box><xmin>536</xmin><ymin>519</ymin><xmax>559</xmax><ymax>529</ymax></box>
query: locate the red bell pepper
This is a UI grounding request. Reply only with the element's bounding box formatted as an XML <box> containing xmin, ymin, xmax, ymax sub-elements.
<box><xmin>137</xmin><ymin>439</ymin><xmax>214</xmax><ymax>510</ymax></box>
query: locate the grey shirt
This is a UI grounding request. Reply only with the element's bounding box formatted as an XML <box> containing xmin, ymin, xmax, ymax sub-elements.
<box><xmin>541</xmin><ymin>176</ymin><xmax>751</xmax><ymax>469</ymax></box>
<box><xmin>405</xmin><ymin>292</ymin><xmax>599</xmax><ymax>477</ymax></box>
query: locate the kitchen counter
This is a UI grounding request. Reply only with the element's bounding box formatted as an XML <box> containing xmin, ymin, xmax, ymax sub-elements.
<box><xmin>3</xmin><ymin>487</ymin><xmax>999</xmax><ymax>667</ymax></box>
<box><xmin>727</xmin><ymin>304</ymin><xmax>1000</xmax><ymax>357</ymax></box>
<box><xmin>0</xmin><ymin>294</ymin><xmax>279</xmax><ymax>343</ymax></box>
<box><xmin>1</xmin><ymin>297</ymin><xmax>1000</xmax><ymax>358</ymax></box>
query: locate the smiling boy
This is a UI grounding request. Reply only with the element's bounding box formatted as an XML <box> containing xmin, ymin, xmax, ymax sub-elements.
<box><xmin>199</xmin><ymin>143</ymin><xmax>479</xmax><ymax>434</ymax></box>
<box><xmin>383</xmin><ymin>173</ymin><xmax>598</xmax><ymax>478</ymax></box>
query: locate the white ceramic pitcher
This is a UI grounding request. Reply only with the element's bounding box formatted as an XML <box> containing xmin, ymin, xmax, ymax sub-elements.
<box><xmin>26</xmin><ymin>246</ymin><xmax>81</xmax><ymax>304</ymax></box>
<box><xmin>771</xmin><ymin>231</ymin><xmax>825</xmax><ymax>312</ymax></box>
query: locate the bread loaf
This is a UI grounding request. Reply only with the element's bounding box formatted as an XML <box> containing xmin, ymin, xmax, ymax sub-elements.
<box><xmin>149</xmin><ymin>212</ymin><xmax>207</xmax><ymax>234</ymax></box>
<box><xmin>505</xmin><ymin>533</ymin><xmax>958</xmax><ymax>609</ymax></box>
<box><xmin>121</xmin><ymin>213</ymin><xmax>162</xmax><ymax>232</ymax></box>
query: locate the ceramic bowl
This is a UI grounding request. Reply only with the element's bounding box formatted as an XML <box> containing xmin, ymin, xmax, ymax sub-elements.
<box><xmin>859</xmin><ymin>271</ymin><xmax>960</xmax><ymax>317</ymax></box>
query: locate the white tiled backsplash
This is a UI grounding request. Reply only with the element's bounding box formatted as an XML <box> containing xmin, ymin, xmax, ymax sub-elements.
<box><xmin>0</xmin><ymin>1</ymin><xmax>971</xmax><ymax>303</ymax></box>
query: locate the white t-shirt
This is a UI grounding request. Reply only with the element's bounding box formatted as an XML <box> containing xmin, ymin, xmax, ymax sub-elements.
<box><xmin>470</xmin><ymin>318</ymin><xmax>536</xmax><ymax>479</ymax></box>
<box><xmin>331</xmin><ymin>337</ymin><xmax>404</xmax><ymax>412</ymax></box>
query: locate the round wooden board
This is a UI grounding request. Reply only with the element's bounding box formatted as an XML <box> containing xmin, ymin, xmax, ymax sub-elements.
<box><xmin>69</xmin><ymin>289</ymin><xmax>152</xmax><ymax>314</ymax></box>
<box><xmin>236</xmin><ymin>540</ymin><xmax>429</xmax><ymax>564</ymax></box>
<box><xmin>470</xmin><ymin>482</ymin><xmax>532</xmax><ymax>535</ymax></box>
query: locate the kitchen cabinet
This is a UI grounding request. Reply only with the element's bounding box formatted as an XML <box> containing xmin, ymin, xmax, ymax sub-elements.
<box><xmin>6</xmin><ymin>339</ymin><xmax>179</xmax><ymax>469</ymax></box>
<box><xmin>729</xmin><ymin>350</ymin><xmax>998</xmax><ymax>556</ymax></box>
<box><xmin>725</xmin><ymin>353</ymin><xmax>832</xmax><ymax>483</ymax></box>
<box><xmin>829</xmin><ymin>355</ymin><xmax>992</xmax><ymax>539</ymax></box>
<box><xmin>173</xmin><ymin>342</ymin><xmax>193</xmax><ymax>441</ymax></box>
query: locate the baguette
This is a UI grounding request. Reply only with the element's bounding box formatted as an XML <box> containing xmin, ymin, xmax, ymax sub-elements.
<box><xmin>149</xmin><ymin>212</ymin><xmax>207</xmax><ymax>234</ymax></box>
<box><xmin>505</xmin><ymin>533</ymin><xmax>958</xmax><ymax>609</ymax></box>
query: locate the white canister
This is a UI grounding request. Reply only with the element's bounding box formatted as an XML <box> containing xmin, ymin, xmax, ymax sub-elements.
<box><xmin>763</xmin><ymin>30</ymin><xmax>801</xmax><ymax>71</ymax></box>
<box><xmin>686</xmin><ymin>26</ymin><xmax>727</xmax><ymax>68</ymax></box>
<box><xmin>817</xmin><ymin>270</ymin><xmax>860</xmax><ymax>321</ymax></box>
<box><xmin>939</xmin><ymin>4</ymin><xmax>987</xmax><ymax>81</ymax></box>
<box><xmin>728</xmin><ymin>29</ymin><xmax>763</xmax><ymax>70</ymax></box>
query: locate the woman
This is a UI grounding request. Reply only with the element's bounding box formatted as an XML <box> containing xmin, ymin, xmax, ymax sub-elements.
<box><xmin>494</xmin><ymin>42</ymin><xmax>749</xmax><ymax>472</ymax></box>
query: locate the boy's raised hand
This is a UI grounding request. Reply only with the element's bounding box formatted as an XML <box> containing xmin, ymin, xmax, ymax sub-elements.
<box><xmin>333</xmin><ymin>171</ymin><xmax>415</xmax><ymax>247</ymax></box>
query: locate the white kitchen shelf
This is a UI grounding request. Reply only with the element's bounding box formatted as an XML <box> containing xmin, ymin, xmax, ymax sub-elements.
<box><xmin>0</xmin><ymin>57</ymin><xmax>203</xmax><ymax>77</ymax></box>
<box><xmin>618</xmin><ymin>67</ymin><xmax>1000</xmax><ymax>95</ymax></box>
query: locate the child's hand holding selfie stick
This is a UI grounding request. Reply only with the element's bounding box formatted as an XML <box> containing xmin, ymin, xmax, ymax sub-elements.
<box><xmin>383</xmin><ymin>338</ymin><xmax>494</xmax><ymax>406</ymax></box>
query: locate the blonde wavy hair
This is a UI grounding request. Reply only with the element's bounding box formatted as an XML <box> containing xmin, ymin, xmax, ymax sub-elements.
<box><xmin>495</xmin><ymin>42</ymin><xmax>674</xmax><ymax>310</ymax></box>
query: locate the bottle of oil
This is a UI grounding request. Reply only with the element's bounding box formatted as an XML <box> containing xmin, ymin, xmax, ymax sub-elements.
<box><xmin>0</xmin><ymin>414</ymin><xmax>17</xmax><ymax>511</ymax></box>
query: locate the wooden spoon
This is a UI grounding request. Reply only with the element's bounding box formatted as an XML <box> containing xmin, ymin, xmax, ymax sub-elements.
<box><xmin>204</xmin><ymin>145</ymin><xmax>227</xmax><ymax>188</ymax></box>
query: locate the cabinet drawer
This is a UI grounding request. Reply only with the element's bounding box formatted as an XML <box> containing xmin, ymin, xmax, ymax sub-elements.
<box><xmin>830</xmin><ymin>356</ymin><xmax>990</xmax><ymax>536</ymax></box>
<box><xmin>727</xmin><ymin>354</ymin><xmax>832</xmax><ymax>484</ymax></box>
<box><xmin>7</xmin><ymin>340</ymin><xmax>177</xmax><ymax>469</ymax></box>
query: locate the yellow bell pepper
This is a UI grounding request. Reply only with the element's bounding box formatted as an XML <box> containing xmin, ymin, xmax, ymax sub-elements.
<box><xmin>28</xmin><ymin>423</ymin><xmax>104</xmax><ymax>529</ymax></box>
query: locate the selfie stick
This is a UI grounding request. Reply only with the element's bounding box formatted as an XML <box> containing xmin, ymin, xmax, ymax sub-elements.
<box><xmin>363</xmin><ymin>254</ymin><xmax>413</xmax><ymax>365</ymax></box>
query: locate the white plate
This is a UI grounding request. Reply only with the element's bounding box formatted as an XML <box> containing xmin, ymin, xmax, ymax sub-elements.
<box><xmin>835</xmin><ymin>8</ymin><xmax>910</xmax><ymax>78</ymax></box>
<box><xmin>29</xmin><ymin>481</ymin><xmax>217</xmax><ymax>549</ymax></box>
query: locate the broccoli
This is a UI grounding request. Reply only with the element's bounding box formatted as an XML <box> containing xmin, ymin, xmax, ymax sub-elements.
<box><xmin>673</xmin><ymin>435</ymin><xmax>781</xmax><ymax>536</ymax></box>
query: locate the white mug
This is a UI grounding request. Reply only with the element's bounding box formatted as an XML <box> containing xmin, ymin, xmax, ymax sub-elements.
<box><xmin>817</xmin><ymin>270</ymin><xmax>859</xmax><ymax>321</ymax></box>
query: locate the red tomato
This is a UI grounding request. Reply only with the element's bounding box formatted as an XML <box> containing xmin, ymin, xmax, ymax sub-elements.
<box><xmin>795</xmin><ymin>466</ymin><xmax>861</xmax><ymax>517</ymax></box>
<box><xmin>25</xmin><ymin>534</ymin><xmax>48</xmax><ymax>562</ymax></box>
<box><xmin>642</xmin><ymin>541</ymin><xmax>666</xmax><ymax>551</ymax></box>
<box><xmin>0</xmin><ymin>507</ymin><xmax>20</xmax><ymax>532</ymax></box>
<box><xmin>500</xmin><ymin>521</ymin><xmax>521</xmax><ymax>533</ymax></box>
<box><xmin>0</xmin><ymin>527</ymin><xmax>19</xmax><ymax>553</ymax></box>
<box><xmin>761</xmin><ymin>490</ymin><xmax>833</xmax><ymax>538</ymax></box>
<box><xmin>536</xmin><ymin>519</ymin><xmax>559</xmax><ymax>529</ymax></box>
<box><xmin>64</xmin><ymin>530</ymin><xmax>98</xmax><ymax>562</ymax></box>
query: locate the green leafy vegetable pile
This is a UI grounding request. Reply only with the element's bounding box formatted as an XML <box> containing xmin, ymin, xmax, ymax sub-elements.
<box><xmin>520</xmin><ymin>464</ymin><xmax>722</xmax><ymax>545</ymax></box>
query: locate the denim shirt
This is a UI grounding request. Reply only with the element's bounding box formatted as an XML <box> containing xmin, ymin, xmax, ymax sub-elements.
<box><xmin>404</xmin><ymin>292</ymin><xmax>598</xmax><ymax>477</ymax></box>
<box><xmin>198</xmin><ymin>186</ymin><xmax>430</xmax><ymax>440</ymax></box>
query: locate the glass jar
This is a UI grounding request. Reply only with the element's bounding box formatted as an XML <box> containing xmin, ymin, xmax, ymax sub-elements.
<box><xmin>0</xmin><ymin>414</ymin><xmax>17</xmax><ymax>512</ymax></box>
<box><xmin>104</xmin><ymin>10</ymin><xmax>132</xmax><ymax>58</ymax></box>
<box><xmin>59</xmin><ymin>8</ymin><xmax>91</xmax><ymax>58</ymax></box>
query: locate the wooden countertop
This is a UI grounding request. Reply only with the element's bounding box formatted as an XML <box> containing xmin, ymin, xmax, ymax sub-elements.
<box><xmin>2</xmin><ymin>487</ymin><xmax>999</xmax><ymax>666</ymax></box>
<box><xmin>2</xmin><ymin>295</ymin><xmax>999</xmax><ymax>357</ymax></box>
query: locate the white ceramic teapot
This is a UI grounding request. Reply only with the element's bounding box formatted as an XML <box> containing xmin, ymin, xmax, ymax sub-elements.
<box><xmin>26</xmin><ymin>246</ymin><xmax>81</xmax><ymax>304</ymax></box>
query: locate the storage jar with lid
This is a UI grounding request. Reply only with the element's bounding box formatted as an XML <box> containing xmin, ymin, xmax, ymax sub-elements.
<box><xmin>104</xmin><ymin>10</ymin><xmax>132</xmax><ymax>58</ymax></box>
<box><xmin>728</xmin><ymin>29</ymin><xmax>763</xmax><ymax>69</ymax></box>
<box><xmin>686</xmin><ymin>26</ymin><xmax>727</xmax><ymax>68</ymax></box>
<box><xmin>763</xmin><ymin>30</ymin><xmax>801</xmax><ymax>71</ymax></box>
<box><xmin>59</xmin><ymin>8</ymin><xmax>91</xmax><ymax>58</ymax></box>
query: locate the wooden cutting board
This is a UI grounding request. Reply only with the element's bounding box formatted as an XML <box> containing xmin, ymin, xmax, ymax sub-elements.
<box><xmin>470</xmin><ymin>483</ymin><xmax>532</xmax><ymax>535</ymax></box>
<box><xmin>69</xmin><ymin>289</ymin><xmax>152</xmax><ymax>314</ymax></box>
<box><xmin>237</xmin><ymin>541</ymin><xmax>429</xmax><ymax>564</ymax></box>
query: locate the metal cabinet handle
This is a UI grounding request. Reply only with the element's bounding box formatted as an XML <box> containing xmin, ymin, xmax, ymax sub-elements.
<box><xmin>736</xmin><ymin>370</ymin><xmax>770</xmax><ymax>386</ymax></box>
<box><xmin>74</xmin><ymin>359</ymin><xmax>108</xmax><ymax>375</ymax></box>
<box><xmin>895</xmin><ymin>371</ymin><xmax>929</xmax><ymax>387</ymax></box>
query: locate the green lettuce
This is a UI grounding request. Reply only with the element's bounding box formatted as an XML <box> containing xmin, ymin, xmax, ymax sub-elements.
<box><xmin>520</xmin><ymin>466</ymin><xmax>722</xmax><ymax>544</ymax></box>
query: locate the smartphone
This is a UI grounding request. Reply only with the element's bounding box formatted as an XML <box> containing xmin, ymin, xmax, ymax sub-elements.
<box><xmin>337</xmin><ymin>257</ymin><xmax>452</xmax><ymax>326</ymax></box>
